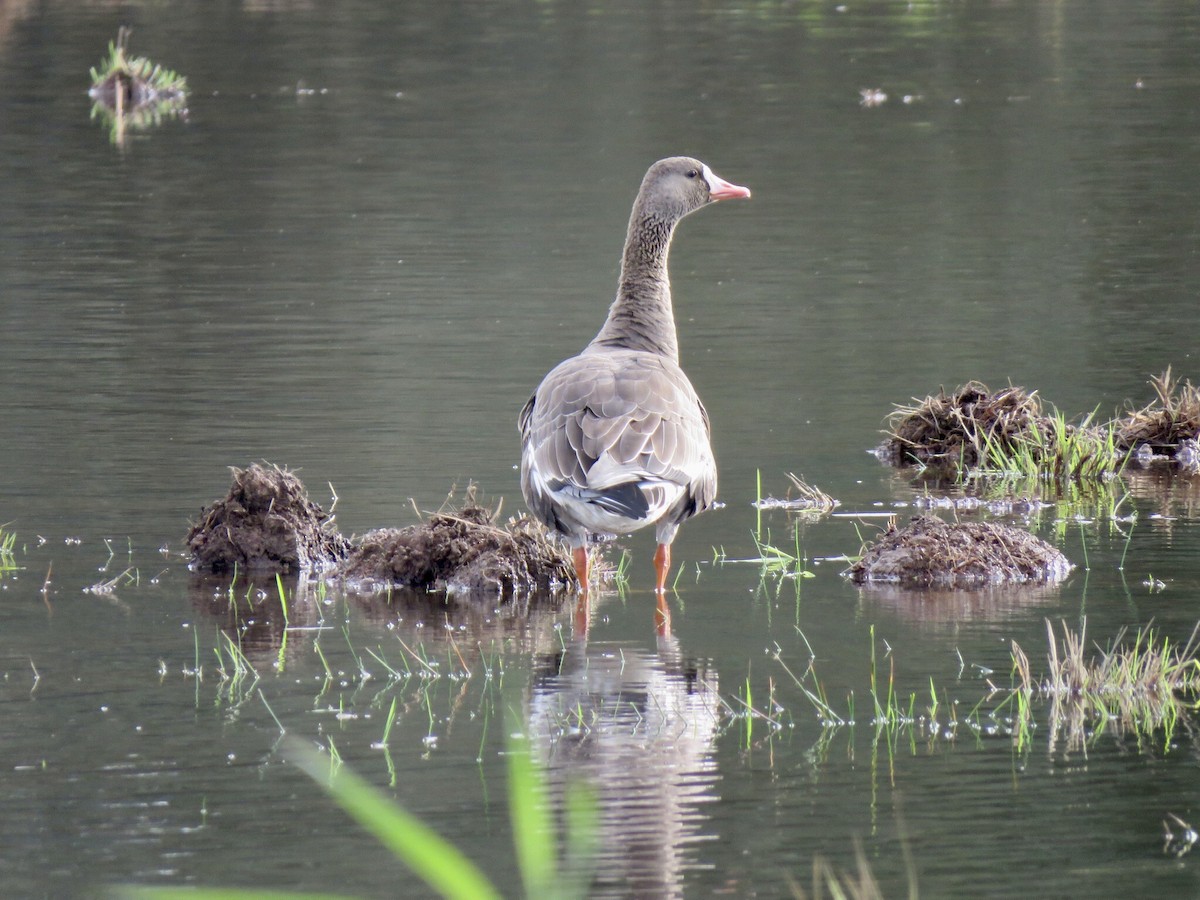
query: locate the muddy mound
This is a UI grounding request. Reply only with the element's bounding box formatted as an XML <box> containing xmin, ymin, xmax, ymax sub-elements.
<box><xmin>337</xmin><ymin>506</ymin><xmax>576</xmax><ymax>596</ymax></box>
<box><xmin>1115</xmin><ymin>369</ymin><xmax>1200</xmax><ymax>468</ymax></box>
<box><xmin>878</xmin><ymin>381</ymin><xmax>1054</xmax><ymax>471</ymax></box>
<box><xmin>187</xmin><ymin>466</ymin><xmax>576</xmax><ymax>597</ymax></box>
<box><xmin>847</xmin><ymin>515</ymin><xmax>1072</xmax><ymax>588</ymax></box>
<box><xmin>186</xmin><ymin>464</ymin><xmax>351</xmax><ymax>575</ymax></box>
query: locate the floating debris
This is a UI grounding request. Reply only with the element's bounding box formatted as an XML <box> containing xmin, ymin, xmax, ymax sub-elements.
<box><xmin>1164</xmin><ymin>813</ymin><xmax>1198</xmax><ymax>858</ymax></box>
<box><xmin>186</xmin><ymin>463</ymin><xmax>350</xmax><ymax>576</ymax></box>
<box><xmin>753</xmin><ymin>473</ymin><xmax>840</xmax><ymax>516</ymax></box>
<box><xmin>88</xmin><ymin>28</ymin><xmax>188</xmax><ymax>145</ymax></box>
<box><xmin>859</xmin><ymin>87</ymin><xmax>888</xmax><ymax>107</ymax></box>
<box><xmin>846</xmin><ymin>515</ymin><xmax>1073</xmax><ymax>588</ymax></box>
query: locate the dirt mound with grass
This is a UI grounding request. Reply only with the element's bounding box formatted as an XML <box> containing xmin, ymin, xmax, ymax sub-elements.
<box><xmin>847</xmin><ymin>515</ymin><xmax>1073</xmax><ymax>588</ymax></box>
<box><xmin>338</xmin><ymin>507</ymin><xmax>576</xmax><ymax>596</ymax></box>
<box><xmin>187</xmin><ymin>463</ymin><xmax>351</xmax><ymax>575</ymax></box>
<box><xmin>1115</xmin><ymin>369</ymin><xmax>1200</xmax><ymax>469</ymax></box>
<box><xmin>878</xmin><ymin>381</ymin><xmax>1057</xmax><ymax>472</ymax></box>
<box><xmin>186</xmin><ymin>464</ymin><xmax>575</xmax><ymax>596</ymax></box>
<box><xmin>881</xmin><ymin>371</ymin><xmax>1200</xmax><ymax>477</ymax></box>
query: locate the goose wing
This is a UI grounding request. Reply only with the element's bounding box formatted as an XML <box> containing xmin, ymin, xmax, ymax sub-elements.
<box><xmin>519</xmin><ymin>349</ymin><xmax>716</xmax><ymax>534</ymax></box>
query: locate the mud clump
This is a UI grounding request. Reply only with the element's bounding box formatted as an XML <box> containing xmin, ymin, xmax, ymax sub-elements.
<box><xmin>187</xmin><ymin>464</ymin><xmax>351</xmax><ymax>575</ymax></box>
<box><xmin>847</xmin><ymin>515</ymin><xmax>1072</xmax><ymax>588</ymax></box>
<box><xmin>187</xmin><ymin>464</ymin><xmax>575</xmax><ymax>596</ymax></box>
<box><xmin>338</xmin><ymin>507</ymin><xmax>576</xmax><ymax>596</ymax></box>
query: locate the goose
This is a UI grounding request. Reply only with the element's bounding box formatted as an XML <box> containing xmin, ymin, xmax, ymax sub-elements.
<box><xmin>518</xmin><ymin>157</ymin><xmax>750</xmax><ymax>598</ymax></box>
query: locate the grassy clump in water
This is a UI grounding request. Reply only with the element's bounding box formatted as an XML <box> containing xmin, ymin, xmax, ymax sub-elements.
<box><xmin>1115</xmin><ymin>368</ymin><xmax>1200</xmax><ymax>468</ymax></box>
<box><xmin>88</xmin><ymin>28</ymin><xmax>188</xmax><ymax>144</ymax></box>
<box><xmin>880</xmin><ymin>380</ymin><xmax>1122</xmax><ymax>481</ymax></box>
<box><xmin>846</xmin><ymin>515</ymin><xmax>1073</xmax><ymax>588</ymax></box>
<box><xmin>1008</xmin><ymin>618</ymin><xmax>1200</xmax><ymax>753</ymax></box>
<box><xmin>882</xmin><ymin>370</ymin><xmax>1200</xmax><ymax>482</ymax></box>
<box><xmin>771</xmin><ymin>618</ymin><xmax>1200</xmax><ymax>756</ymax></box>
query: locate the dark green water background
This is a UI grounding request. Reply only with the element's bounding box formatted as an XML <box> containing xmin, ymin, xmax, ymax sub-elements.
<box><xmin>2</xmin><ymin>2</ymin><xmax>1200</xmax><ymax>896</ymax></box>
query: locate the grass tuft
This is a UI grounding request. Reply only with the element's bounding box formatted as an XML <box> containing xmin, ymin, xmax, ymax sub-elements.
<box><xmin>1024</xmin><ymin>618</ymin><xmax>1200</xmax><ymax>751</ymax></box>
<box><xmin>0</xmin><ymin>524</ymin><xmax>19</xmax><ymax>576</ymax></box>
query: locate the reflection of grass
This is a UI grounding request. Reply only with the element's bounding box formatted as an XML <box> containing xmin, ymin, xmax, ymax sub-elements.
<box><xmin>787</xmin><ymin>840</ymin><xmax>899</xmax><ymax>900</ymax></box>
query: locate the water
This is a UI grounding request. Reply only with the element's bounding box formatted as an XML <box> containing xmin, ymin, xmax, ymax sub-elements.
<box><xmin>2</xmin><ymin>0</ymin><xmax>1200</xmax><ymax>896</ymax></box>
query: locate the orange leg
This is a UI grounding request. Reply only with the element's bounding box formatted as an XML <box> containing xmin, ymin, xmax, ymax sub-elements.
<box><xmin>572</xmin><ymin>546</ymin><xmax>589</xmax><ymax>594</ymax></box>
<box><xmin>572</xmin><ymin>546</ymin><xmax>591</xmax><ymax>638</ymax></box>
<box><xmin>653</xmin><ymin>543</ymin><xmax>672</xmax><ymax>595</ymax></box>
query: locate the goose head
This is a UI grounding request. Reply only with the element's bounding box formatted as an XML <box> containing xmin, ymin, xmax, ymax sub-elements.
<box><xmin>636</xmin><ymin>157</ymin><xmax>752</xmax><ymax>223</ymax></box>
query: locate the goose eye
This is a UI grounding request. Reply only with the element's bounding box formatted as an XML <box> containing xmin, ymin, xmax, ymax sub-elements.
<box><xmin>686</xmin><ymin>169</ymin><xmax>699</xmax><ymax>179</ymax></box>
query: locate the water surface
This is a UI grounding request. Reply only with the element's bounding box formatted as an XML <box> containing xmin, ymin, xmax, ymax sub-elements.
<box><xmin>2</xmin><ymin>1</ymin><xmax>1200</xmax><ymax>896</ymax></box>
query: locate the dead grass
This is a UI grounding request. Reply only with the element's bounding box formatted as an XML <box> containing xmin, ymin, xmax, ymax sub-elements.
<box><xmin>339</xmin><ymin>505</ymin><xmax>576</xmax><ymax>596</ymax></box>
<box><xmin>755</xmin><ymin>473</ymin><xmax>841</xmax><ymax>516</ymax></box>
<box><xmin>1115</xmin><ymin>368</ymin><xmax>1200</xmax><ymax>464</ymax></box>
<box><xmin>188</xmin><ymin>466</ymin><xmax>576</xmax><ymax>596</ymax></box>
<box><xmin>846</xmin><ymin>515</ymin><xmax>1073</xmax><ymax>588</ymax></box>
<box><xmin>186</xmin><ymin>463</ymin><xmax>351</xmax><ymax>575</ymax></box>
<box><xmin>881</xmin><ymin>372</ymin><xmax>1200</xmax><ymax>479</ymax></box>
<box><xmin>1009</xmin><ymin>618</ymin><xmax>1200</xmax><ymax>753</ymax></box>
<box><xmin>880</xmin><ymin>381</ymin><xmax>1053</xmax><ymax>472</ymax></box>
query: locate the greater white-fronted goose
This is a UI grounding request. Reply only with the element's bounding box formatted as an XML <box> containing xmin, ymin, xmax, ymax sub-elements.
<box><xmin>519</xmin><ymin>156</ymin><xmax>750</xmax><ymax>599</ymax></box>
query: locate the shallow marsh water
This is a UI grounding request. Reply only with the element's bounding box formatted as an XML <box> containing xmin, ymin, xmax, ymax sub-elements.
<box><xmin>3</xmin><ymin>1</ymin><xmax>1200</xmax><ymax>897</ymax></box>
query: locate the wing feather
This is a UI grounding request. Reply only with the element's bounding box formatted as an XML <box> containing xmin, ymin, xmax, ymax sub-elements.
<box><xmin>519</xmin><ymin>348</ymin><xmax>717</xmax><ymax>537</ymax></box>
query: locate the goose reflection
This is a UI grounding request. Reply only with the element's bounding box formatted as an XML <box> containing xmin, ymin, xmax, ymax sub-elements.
<box><xmin>528</xmin><ymin>633</ymin><xmax>721</xmax><ymax>899</ymax></box>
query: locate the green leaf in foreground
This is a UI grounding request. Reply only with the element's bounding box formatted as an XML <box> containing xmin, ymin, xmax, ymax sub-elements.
<box><xmin>289</xmin><ymin>742</ymin><xmax>502</xmax><ymax>900</ymax></box>
<box><xmin>507</xmin><ymin>731</ymin><xmax>596</xmax><ymax>900</ymax></box>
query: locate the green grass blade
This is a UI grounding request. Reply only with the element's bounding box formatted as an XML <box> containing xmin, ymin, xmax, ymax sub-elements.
<box><xmin>507</xmin><ymin>734</ymin><xmax>556</xmax><ymax>898</ymax></box>
<box><xmin>291</xmin><ymin>743</ymin><xmax>502</xmax><ymax>900</ymax></box>
<box><xmin>562</xmin><ymin>779</ymin><xmax>599</xmax><ymax>896</ymax></box>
